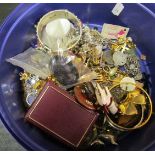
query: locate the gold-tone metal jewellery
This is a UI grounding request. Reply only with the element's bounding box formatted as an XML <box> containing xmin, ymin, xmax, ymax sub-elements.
<box><xmin>14</xmin><ymin>9</ymin><xmax>153</xmax><ymax>146</ymax></box>
<box><xmin>107</xmin><ymin>83</ymin><xmax>152</xmax><ymax>131</ymax></box>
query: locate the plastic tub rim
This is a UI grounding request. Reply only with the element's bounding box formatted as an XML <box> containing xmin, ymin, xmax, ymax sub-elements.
<box><xmin>0</xmin><ymin>3</ymin><xmax>155</xmax><ymax>151</ymax></box>
<box><xmin>0</xmin><ymin>3</ymin><xmax>45</xmax><ymax>151</ymax></box>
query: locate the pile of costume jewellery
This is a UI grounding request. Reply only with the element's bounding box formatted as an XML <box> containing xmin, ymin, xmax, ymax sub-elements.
<box><xmin>7</xmin><ymin>10</ymin><xmax>152</xmax><ymax>147</ymax></box>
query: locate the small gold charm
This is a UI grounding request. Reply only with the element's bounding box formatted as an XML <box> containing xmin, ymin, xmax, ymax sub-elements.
<box><xmin>32</xmin><ymin>80</ymin><xmax>46</xmax><ymax>92</ymax></box>
<box><xmin>140</xmin><ymin>54</ymin><xmax>146</xmax><ymax>61</ymax></box>
<box><xmin>19</xmin><ymin>72</ymin><xmax>29</xmax><ymax>81</ymax></box>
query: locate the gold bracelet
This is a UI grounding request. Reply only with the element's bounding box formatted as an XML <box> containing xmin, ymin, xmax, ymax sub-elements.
<box><xmin>106</xmin><ymin>83</ymin><xmax>152</xmax><ymax>131</ymax></box>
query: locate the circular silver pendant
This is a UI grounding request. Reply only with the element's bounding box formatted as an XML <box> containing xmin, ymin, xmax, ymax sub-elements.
<box><xmin>26</xmin><ymin>92</ymin><xmax>38</xmax><ymax>107</ymax></box>
<box><xmin>113</xmin><ymin>51</ymin><xmax>127</xmax><ymax>66</ymax></box>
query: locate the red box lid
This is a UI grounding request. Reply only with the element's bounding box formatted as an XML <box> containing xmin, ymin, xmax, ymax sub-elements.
<box><xmin>25</xmin><ymin>81</ymin><xmax>98</xmax><ymax>148</ymax></box>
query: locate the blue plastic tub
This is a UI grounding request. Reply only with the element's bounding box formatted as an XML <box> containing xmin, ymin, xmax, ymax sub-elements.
<box><xmin>0</xmin><ymin>3</ymin><xmax>155</xmax><ymax>151</ymax></box>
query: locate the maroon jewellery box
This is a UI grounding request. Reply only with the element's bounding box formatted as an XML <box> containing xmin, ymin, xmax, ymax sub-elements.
<box><xmin>25</xmin><ymin>81</ymin><xmax>98</xmax><ymax>148</ymax></box>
